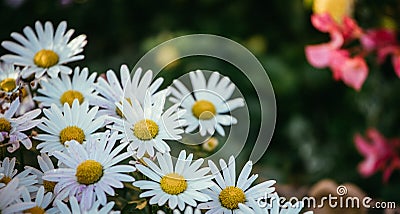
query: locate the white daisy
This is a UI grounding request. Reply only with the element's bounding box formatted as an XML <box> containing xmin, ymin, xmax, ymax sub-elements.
<box><xmin>43</xmin><ymin>131</ymin><xmax>135</xmax><ymax>210</ymax></box>
<box><xmin>95</xmin><ymin>64</ymin><xmax>163</xmax><ymax>118</ymax></box>
<box><xmin>0</xmin><ymin>178</ymin><xmax>36</xmax><ymax>214</ymax></box>
<box><xmin>0</xmin><ymin>157</ymin><xmax>38</xmax><ymax>193</ymax></box>
<box><xmin>238</xmin><ymin>193</ymin><xmax>310</xmax><ymax>214</ymax></box>
<box><xmin>34</xmin><ymin>66</ymin><xmax>100</xmax><ymax>108</ymax></box>
<box><xmin>111</xmin><ymin>90</ymin><xmax>185</xmax><ymax>158</ymax></box>
<box><xmin>25</xmin><ymin>153</ymin><xmax>57</xmax><ymax>193</ymax></box>
<box><xmin>0</xmin><ymin>62</ymin><xmax>21</xmax><ymax>98</ymax></box>
<box><xmin>35</xmin><ymin>100</ymin><xmax>106</xmax><ymax>155</ymax></box>
<box><xmin>19</xmin><ymin>185</ymin><xmax>57</xmax><ymax>214</ymax></box>
<box><xmin>169</xmin><ymin>70</ymin><xmax>244</xmax><ymax>136</ymax></box>
<box><xmin>55</xmin><ymin>196</ymin><xmax>119</xmax><ymax>214</ymax></box>
<box><xmin>0</xmin><ymin>99</ymin><xmax>41</xmax><ymax>152</ymax></box>
<box><xmin>1</xmin><ymin>21</ymin><xmax>87</xmax><ymax>78</ymax></box>
<box><xmin>197</xmin><ymin>156</ymin><xmax>276</xmax><ymax>214</ymax></box>
<box><xmin>133</xmin><ymin>150</ymin><xmax>214</xmax><ymax>211</ymax></box>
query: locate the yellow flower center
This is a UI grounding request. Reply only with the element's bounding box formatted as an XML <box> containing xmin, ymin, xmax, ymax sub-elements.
<box><xmin>24</xmin><ymin>206</ymin><xmax>45</xmax><ymax>214</ymax></box>
<box><xmin>192</xmin><ymin>100</ymin><xmax>216</xmax><ymax>120</ymax></box>
<box><xmin>133</xmin><ymin>119</ymin><xmax>159</xmax><ymax>141</ymax></box>
<box><xmin>60</xmin><ymin>90</ymin><xmax>84</xmax><ymax>106</ymax></box>
<box><xmin>59</xmin><ymin>126</ymin><xmax>85</xmax><ymax>145</ymax></box>
<box><xmin>116</xmin><ymin>98</ymin><xmax>132</xmax><ymax>118</ymax></box>
<box><xmin>75</xmin><ymin>160</ymin><xmax>103</xmax><ymax>185</ymax></box>
<box><xmin>33</xmin><ymin>49</ymin><xmax>59</xmax><ymax>68</ymax></box>
<box><xmin>0</xmin><ymin>176</ymin><xmax>11</xmax><ymax>184</ymax></box>
<box><xmin>160</xmin><ymin>173</ymin><xmax>187</xmax><ymax>195</ymax></box>
<box><xmin>43</xmin><ymin>180</ymin><xmax>56</xmax><ymax>192</ymax></box>
<box><xmin>0</xmin><ymin>118</ymin><xmax>12</xmax><ymax>133</ymax></box>
<box><xmin>219</xmin><ymin>186</ymin><xmax>246</xmax><ymax>210</ymax></box>
<box><xmin>0</xmin><ymin>78</ymin><xmax>17</xmax><ymax>92</ymax></box>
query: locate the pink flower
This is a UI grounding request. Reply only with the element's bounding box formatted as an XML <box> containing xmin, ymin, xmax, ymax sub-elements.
<box><xmin>355</xmin><ymin>129</ymin><xmax>400</xmax><ymax>182</ymax></box>
<box><xmin>306</xmin><ymin>13</ymin><xmax>368</xmax><ymax>90</ymax></box>
<box><xmin>354</xmin><ymin>129</ymin><xmax>391</xmax><ymax>178</ymax></box>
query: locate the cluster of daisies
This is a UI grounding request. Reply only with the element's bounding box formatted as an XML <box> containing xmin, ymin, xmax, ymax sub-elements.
<box><xmin>0</xmin><ymin>21</ymin><xmax>312</xmax><ymax>214</ymax></box>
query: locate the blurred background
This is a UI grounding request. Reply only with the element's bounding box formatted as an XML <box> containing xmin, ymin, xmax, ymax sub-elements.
<box><xmin>1</xmin><ymin>0</ymin><xmax>399</xmax><ymax>212</ymax></box>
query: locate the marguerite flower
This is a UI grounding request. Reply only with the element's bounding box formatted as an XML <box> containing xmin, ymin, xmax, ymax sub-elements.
<box><xmin>34</xmin><ymin>66</ymin><xmax>100</xmax><ymax>108</ymax></box>
<box><xmin>0</xmin><ymin>178</ymin><xmax>36</xmax><ymax>214</ymax></box>
<box><xmin>0</xmin><ymin>62</ymin><xmax>21</xmax><ymax>97</ymax></box>
<box><xmin>0</xmin><ymin>99</ymin><xmax>41</xmax><ymax>152</ymax></box>
<box><xmin>43</xmin><ymin>131</ymin><xmax>135</xmax><ymax>210</ymax></box>
<box><xmin>111</xmin><ymin>91</ymin><xmax>185</xmax><ymax>158</ymax></box>
<box><xmin>25</xmin><ymin>153</ymin><xmax>57</xmax><ymax>193</ymax></box>
<box><xmin>133</xmin><ymin>150</ymin><xmax>213</xmax><ymax>211</ymax></box>
<box><xmin>198</xmin><ymin>156</ymin><xmax>276</xmax><ymax>214</ymax></box>
<box><xmin>0</xmin><ymin>157</ymin><xmax>38</xmax><ymax>193</ymax></box>
<box><xmin>55</xmin><ymin>196</ymin><xmax>119</xmax><ymax>214</ymax></box>
<box><xmin>95</xmin><ymin>64</ymin><xmax>163</xmax><ymax>118</ymax></box>
<box><xmin>1</xmin><ymin>21</ymin><xmax>87</xmax><ymax>78</ymax></box>
<box><xmin>20</xmin><ymin>186</ymin><xmax>58</xmax><ymax>214</ymax></box>
<box><xmin>169</xmin><ymin>70</ymin><xmax>244</xmax><ymax>136</ymax></box>
<box><xmin>35</xmin><ymin>100</ymin><xmax>106</xmax><ymax>155</ymax></box>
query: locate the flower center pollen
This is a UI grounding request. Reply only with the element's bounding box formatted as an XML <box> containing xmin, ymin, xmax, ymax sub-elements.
<box><xmin>0</xmin><ymin>78</ymin><xmax>17</xmax><ymax>92</ymax></box>
<box><xmin>133</xmin><ymin>119</ymin><xmax>159</xmax><ymax>140</ymax></box>
<box><xmin>43</xmin><ymin>180</ymin><xmax>56</xmax><ymax>192</ymax></box>
<box><xmin>0</xmin><ymin>176</ymin><xmax>11</xmax><ymax>184</ymax></box>
<box><xmin>34</xmin><ymin>49</ymin><xmax>59</xmax><ymax>68</ymax></box>
<box><xmin>60</xmin><ymin>90</ymin><xmax>84</xmax><ymax>106</ymax></box>
<box><xmin>75</xmin><ymin>160</ymin><xmax>103</xmax><ymax>185</ymax></box>
<box><xmin>192</xmin><ymin>100</ymin><xmax>216</xmax><ymax>120</ymax></box>
<box><xmin>0</xmin><ymin>118</ymin><xmax>12</xmax><ymax>133</ymax></box>
<box><xmin>160</xmin><ymin>173</ymin><xmax>187</xmax><ymax>195</ymax></box>
<box><xmin>24</xmin><ymin>206</ymin><xmax>45</xmax><ymax>214</ymax></box>
<box><xmin>59</xmin><ymin>126</ymin><xmax>85</xmax><ymax>144</ymax></box>
<box><xmin>219</xmin><ymin>186</ymin><xmax>246</xmax><ymax>210</ymax></box>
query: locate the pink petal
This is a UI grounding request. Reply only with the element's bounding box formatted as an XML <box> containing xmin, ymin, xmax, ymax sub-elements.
<box><xmin>305</xmin><ymin>44</ymin><xmax>333</xmax><ymax>68</ymax></box>
<box><xmin>358</xmin><ymin>156</ymin><xmax>378</xmax><ymax>177</ymax></box>
<box><xmin>311</xmin><ymin>13</ymin><xmax>337</xmax><ymax>33</ymax></box>
<box><xmin>305</xmin><ymin>31</ymin><xmax>344</xmax><ymax>68</ymax></box>
<box><xmin>340</xmin><ymin>57</ymin><xmax>368</xmax><ymax>91</ymax></box>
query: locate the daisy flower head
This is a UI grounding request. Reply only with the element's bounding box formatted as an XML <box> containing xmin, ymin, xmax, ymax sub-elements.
<box><xmin>43</xmin><ymin>131</ymin><xmax>135</xmax><ymax>210</ymax></box>
<box><xmin>0</xmin><ymin>178</ymin><xmax>36</xmax><ymax>214</ymax></box>
<box><xmin>35</xmin><ymin>100</ymin><xmax>106</xmax><ymax>155</ymax></box>
<box><xmin>95</xmin><ymin>64</ymin><xmax>163</xmax><ymax>118</ymax></box>
<box><xmin>0</xmin><ymin>157</ymin><xmax>38</xmax><ymax>193</ymax></box>
<box><xmin>20</xmin><ymin>185</ymin><xmax>58</xmax><ymax>214</ymax></box>
<box><xmin>169</xmin><ymin>70</ymin><xmax>245</xmax><ymax>136</ymax></box>
<box><xmin>34</xmin><ymin>66</ymin><xmax>100</xmax><ymax>108</ymax></box>
<box><xmin>25</xmin><ymin>153</ymin><xmax>57</xmax><ymax>193</ymax></box>
<box><xmin>1</xmin><ymin>21</ymin><xmax>87</xmax><ymax>78</ymax></box>
<box><xmin>111</xmin><ymin>90</ymin><xmax>185</xmax><ymax>158</ymax></box>
<box><xmin>0</xmin><ymin>62</ymin><xmax>22</xmax><ymax>98</ymax></box>
<box><xmin>0</xmin><ymin>99</ymin><xmax>41</xmax><ymax>152</ymax></box>
<box><xmin>197</xmin><ymin>156</ymin><xmax>276</xmax><ymax>214</ymax></box>
<box><xmin>55</xmin><ymin>196</ymin><xmax>119</xmax><ymax>214</ymax></box>
<box><xmin>133</xmin><ymin>150</ymin><xmax>214</xmax><ymax>211</ymax></box>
